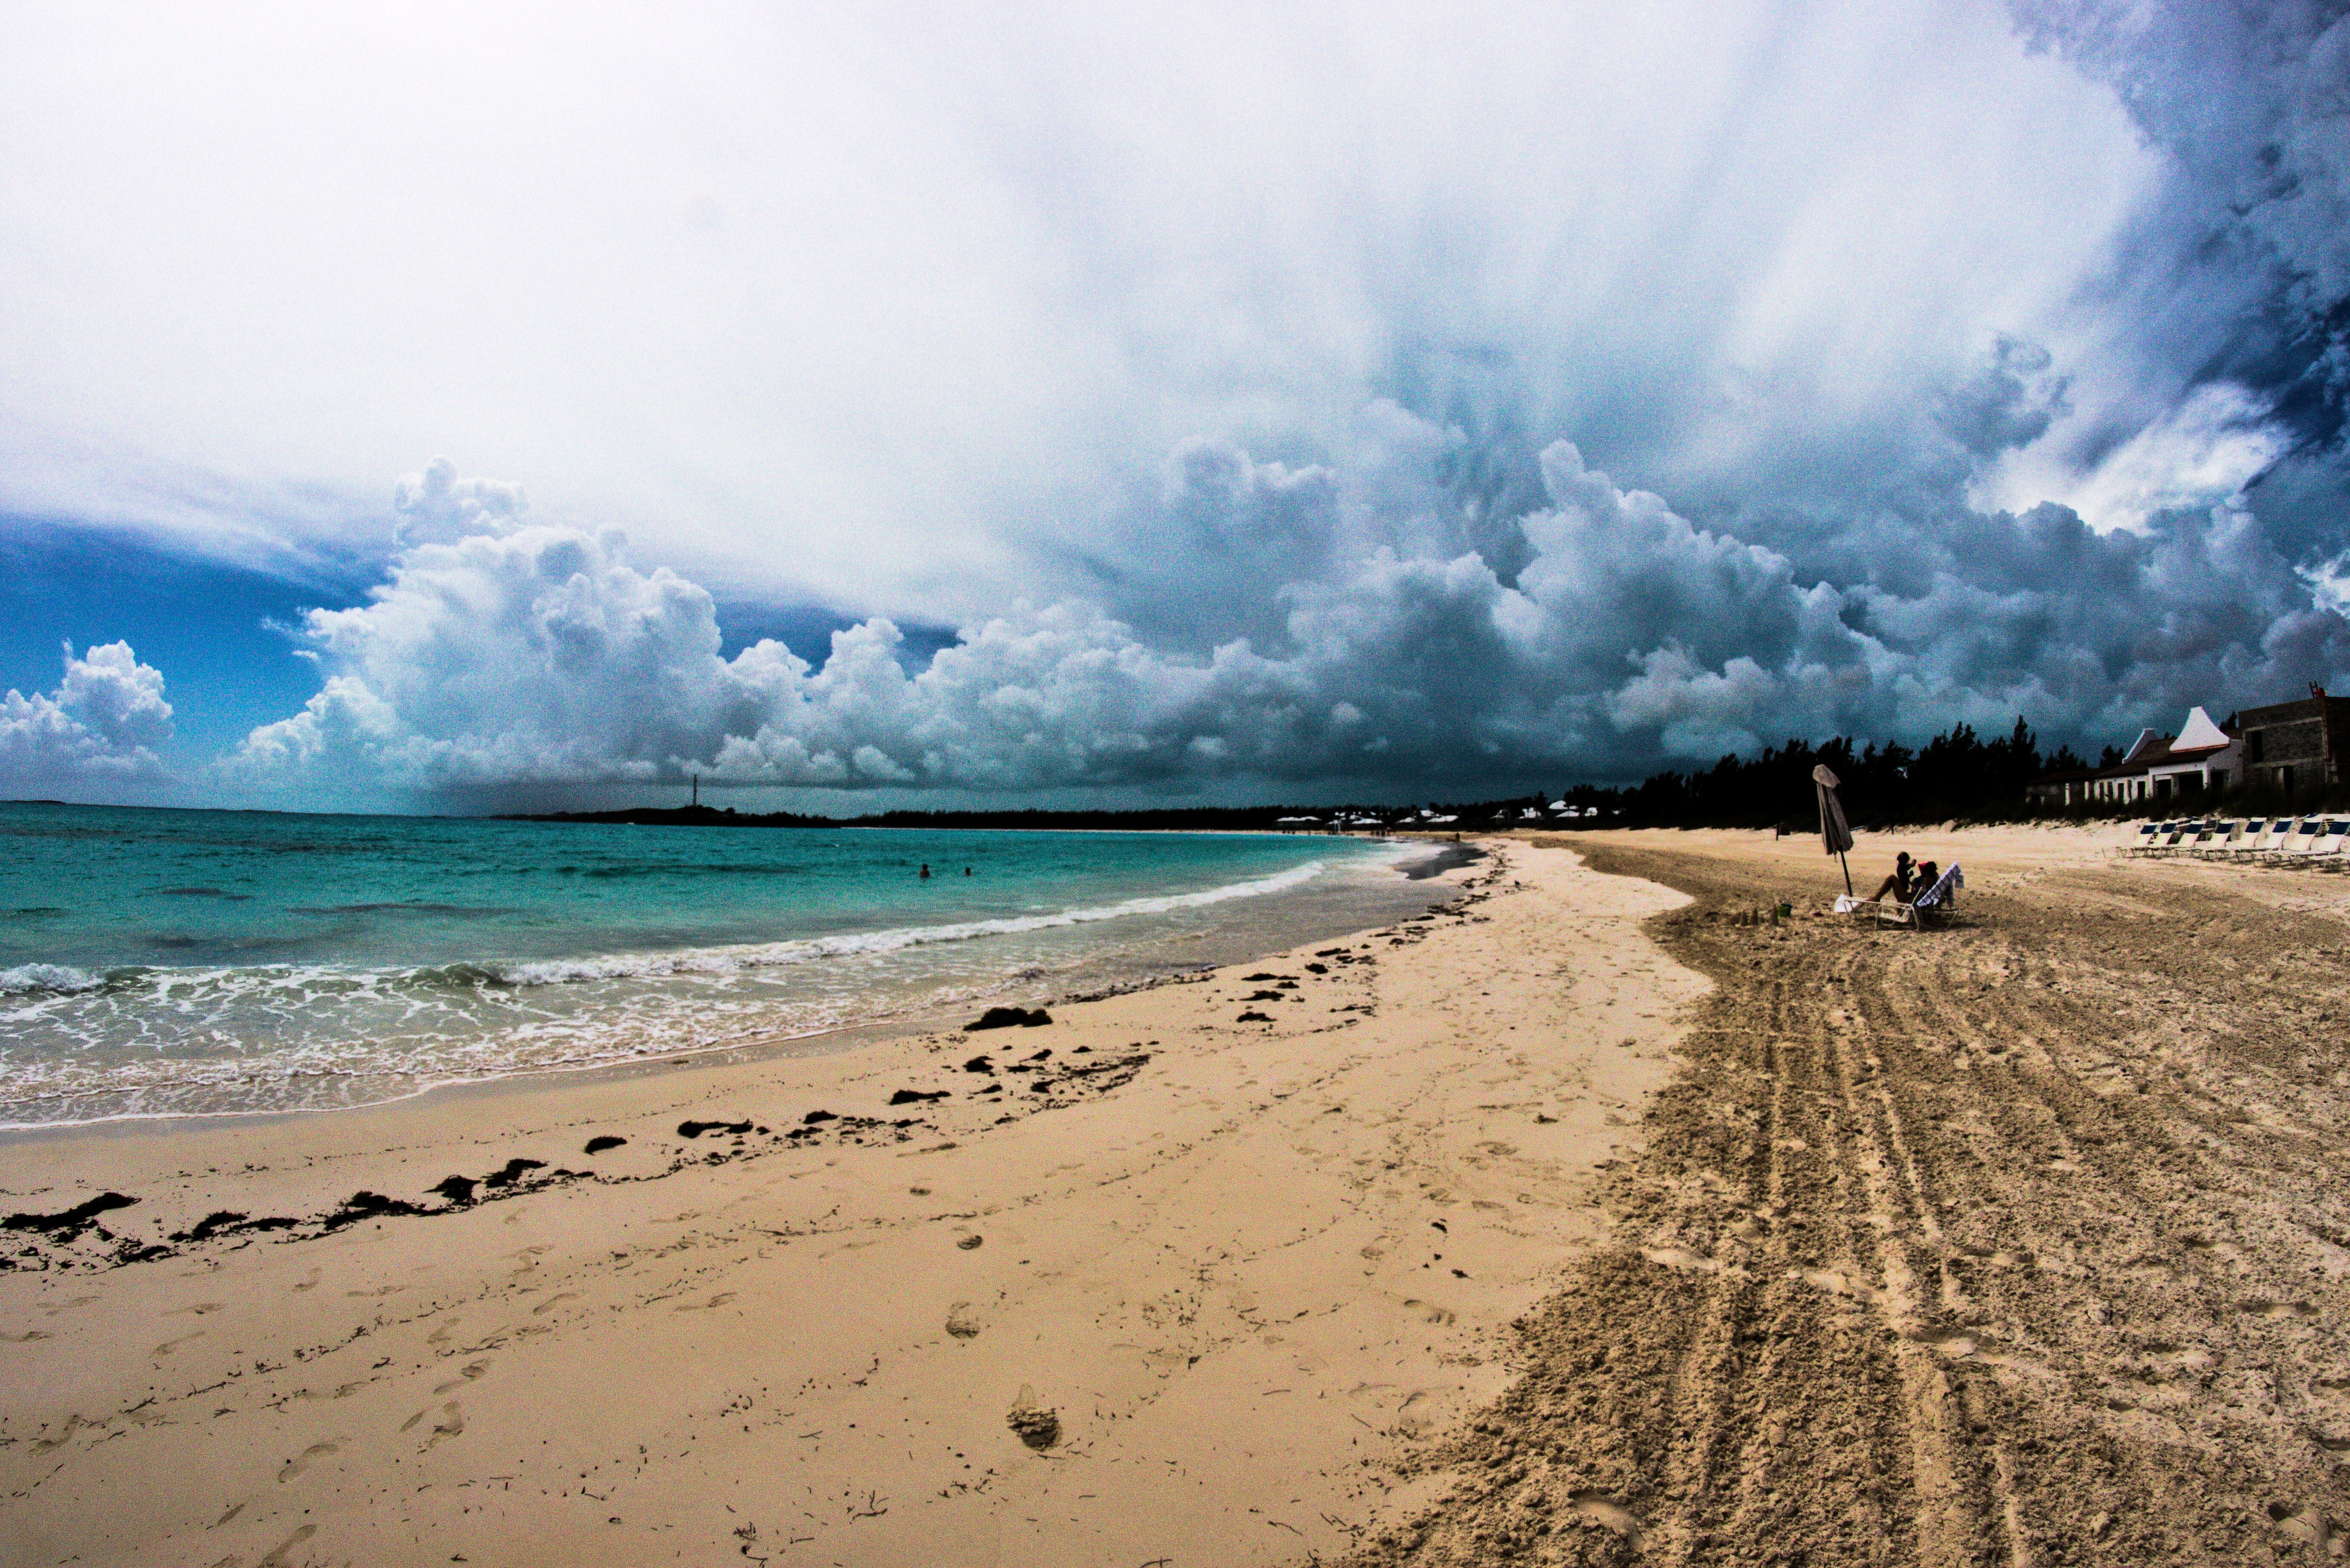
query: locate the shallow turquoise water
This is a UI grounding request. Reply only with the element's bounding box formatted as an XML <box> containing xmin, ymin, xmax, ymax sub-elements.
<box><xmin>0</xmin><ymin>804</ymin><xmax>1423</xmax><ymax>1124</ymax></box>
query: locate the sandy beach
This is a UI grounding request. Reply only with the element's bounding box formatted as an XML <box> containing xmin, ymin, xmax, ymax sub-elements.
<box><xmin>0</xmin><ymin>841</ymin><xmax>1698</xmax><ymax>1566</ymax></box>
<box><xmin>13</xmin><ymin>824</ymin><xmax>2350</xmax><ymax>1567</ymax></box>
<box><xmin>1356</xmin><ymin>824</ymin><xmax>2350</xmax><ymax>1567</ymax></box>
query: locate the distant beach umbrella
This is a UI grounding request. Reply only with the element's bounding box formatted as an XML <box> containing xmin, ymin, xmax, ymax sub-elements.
<box><xmin>1813</xmin><ymin>763</ymin><xmax>1855</xmax><ymax>895</ymax></box>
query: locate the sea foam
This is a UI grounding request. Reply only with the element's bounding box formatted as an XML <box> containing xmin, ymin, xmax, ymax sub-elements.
<box><xmin>495</xmin><ymin>859</ymin><xmax>1331</xmax><ymax>986</ymax></box>
<box><xmin>0</xmin><ymin>963</ymin><xmax>104</xmax><ymax>996</ymax></box>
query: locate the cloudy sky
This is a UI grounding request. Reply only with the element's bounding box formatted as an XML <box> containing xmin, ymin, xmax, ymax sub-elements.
<box><xmin>4</xmin><ymin>0</ymin><xmax>2347</xmax><ymax>810</ymax></box>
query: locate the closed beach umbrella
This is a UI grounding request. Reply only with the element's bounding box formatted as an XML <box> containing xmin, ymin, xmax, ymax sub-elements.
<box><xmin>1813</xmin><ymin>763</ymin><xmax>1855</xmax><ymax>895</ymax></box>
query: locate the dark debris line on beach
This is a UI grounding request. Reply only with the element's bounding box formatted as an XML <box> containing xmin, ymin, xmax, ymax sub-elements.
<box><xmin>0</xmin><ymin>1046</ymin><xmax>1155</xmax><ymax>1276</ymax></box>
<box><xmin>0</xmin><ymin>864</ymin><xmax>1498</xmax><ymax>1276</ymax></box>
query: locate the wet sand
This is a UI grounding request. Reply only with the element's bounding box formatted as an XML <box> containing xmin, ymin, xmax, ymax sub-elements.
<box><xmin>1350</xmin><ymin>825</ymin><xmax>2350</xmax><ymax>1567</ymax></box>
<box><xmin>0</xmin><ymin>841</ymin><xmax>1696</xmax><ymax>1566</ymax></box>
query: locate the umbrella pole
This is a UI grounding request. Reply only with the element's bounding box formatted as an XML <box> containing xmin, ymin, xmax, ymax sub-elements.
<box><xmin>1837</xmin><ymin>849</ymin><xmax>1852</xmax><ymax>897</ymax></box>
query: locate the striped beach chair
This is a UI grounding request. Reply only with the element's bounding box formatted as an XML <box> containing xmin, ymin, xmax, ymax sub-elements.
<box><xmin>2261</xmin><ymin>818</ymin><xmax>2324</xmax><ymax>864</ymax></box>
<box><xmin>2276</xmin><ymin>819</ymin><xmax>2347</xmax><ymax>867</ymax></box>
<box><xmin>2219</xmin><ymin>817</ymin><xmax>2269</xmax><ymax>860</ymax></box>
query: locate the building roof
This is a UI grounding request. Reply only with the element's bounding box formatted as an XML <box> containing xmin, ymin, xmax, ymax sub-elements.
<box><xmin>2170</xmin><ymin>705</ymin><xmax>2233</xmax><ymax>756</ymax></box>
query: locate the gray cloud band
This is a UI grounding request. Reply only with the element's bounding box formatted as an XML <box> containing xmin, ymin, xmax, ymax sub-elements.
<box><xmin>205</xmin><ymin>429</ymin><xmax>2346</xmax><ymax>795</ymax></box>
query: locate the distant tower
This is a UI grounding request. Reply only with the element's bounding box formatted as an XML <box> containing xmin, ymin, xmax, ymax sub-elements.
<box><xmin>692</xmin><ymin>773</ymin><xmax>699</xmax><ymax>808</ymax></box>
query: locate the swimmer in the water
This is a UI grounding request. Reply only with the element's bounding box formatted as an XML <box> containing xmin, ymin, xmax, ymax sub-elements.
<box><xmin>920</xmin><ymin>863</ymin><xmax>931</xmax><ymax>879</ymax></box>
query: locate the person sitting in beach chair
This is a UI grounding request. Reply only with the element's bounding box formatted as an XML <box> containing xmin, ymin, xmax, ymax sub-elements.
<box><xmin>1911</xmin><ymin>862</ymin><xmax>1964</xmax><ymax>923</ymax></box>
<box><xmin>1867</xmin><ymin>852</ymin><xmax>1915</xmax><ymax>904</ymax></box>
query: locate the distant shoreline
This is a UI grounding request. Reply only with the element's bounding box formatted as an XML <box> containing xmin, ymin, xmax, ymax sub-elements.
<box><xmin>502</xmin><ymin>802</ymin><xmax>1411</xmax><ymax>833</ymax></box>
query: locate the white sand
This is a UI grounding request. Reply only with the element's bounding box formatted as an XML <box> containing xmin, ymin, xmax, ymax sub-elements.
<box><xmin>0</xmin><ymin>840</ymin><xmax>1702</xmax><ymax>1567</ymax></box>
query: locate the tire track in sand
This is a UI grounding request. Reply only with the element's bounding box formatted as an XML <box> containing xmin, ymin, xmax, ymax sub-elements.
<box><xmin>1345</xmin><ymin>843</ymin><xmax>2350</xmax><ymax>1568</ymax></box>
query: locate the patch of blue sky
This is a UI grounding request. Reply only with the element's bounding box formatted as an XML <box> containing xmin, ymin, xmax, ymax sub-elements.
<box><xmin>0</xmin><ymin>520</ymin><xmax>356</xmax><ymax>761</ymax></box>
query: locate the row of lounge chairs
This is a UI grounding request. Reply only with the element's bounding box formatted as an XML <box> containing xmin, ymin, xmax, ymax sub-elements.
<box><xmin>2120</xmin><ymin>816</ymin><xmax>2350</xmax><ymax>867</ymax></box>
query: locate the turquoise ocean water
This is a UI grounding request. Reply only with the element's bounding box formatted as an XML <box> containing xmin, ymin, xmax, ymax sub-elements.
<box><xmin>0</xmin><ymin>804</ymin><xmax>1434</xmax><ymax>1126</ymax></box>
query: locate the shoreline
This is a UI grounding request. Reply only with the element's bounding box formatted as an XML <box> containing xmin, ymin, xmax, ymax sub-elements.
<box><xmin>0</xmin><ymin>839</ymin><xmax>1467</xmax><ymax>1136</ymax></box>
<box><xmin>0</xmin><ymin>837</ymin><xmax>1698</xmax><ymax>1567</ymax></box>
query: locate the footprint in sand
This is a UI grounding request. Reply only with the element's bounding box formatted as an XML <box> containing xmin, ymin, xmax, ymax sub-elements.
<box><xmin>423</xmin><ymin>1401</ymin><xmax>465</xmax><ymax>1451</ymax></box>
<box><xmin>255</xmin><ymin>1523</ymin><xmax>316</xmax><ymax>1567</ymax></box>
<box><xmin>1570</xmin><ymin>1493</ymin><xmax>1643</xmax><ymax>1544</ymax></box>
<box><xmin>277</xmin><ymin>1442</ymin><xmax>337</xmax><ymax>1482</ymax></box>
<box><xmin>31</xmin><ymin>1414</ymin><xmax>89</xmax><ymax>1453</ymax></box>
<box><xmin>291</xmin><ymin>1268</ymin><xmax>321</xmax><ymax>1294</ymax></box>
<box><xmin>426</xmin><ymin>1321</ymin><xmax>454</xmax><ymax>1346</ymax></box>
<box><xmin>166</xmin><ymin>1302</ymin><xmax>225</xmax><ymax>1317</ymax></box>
<box><xmin>2271</xmin><ymin>1501</ymin><xmax>2335</xmax><ymax>1552</ymax></box>
<box><xmin>214</xmin><ymin>1500</ymin><xmax>246</xmax><ymax>1527</ymax></box>
<box><xmin>0</xmin><ymin>1330</ymin><xmax>54</xmax><ymax>1343</ymax></box>
<box><xmin>432</xmin><ymin>1360</ymin><xmax>490</xmax><ymax>1395</ymax></box>
<box><xmin>2243</xmin><ymin>1298</ymin><xmax>2320</xmax><ymax>1321</ymax></box>
<box><xmin>1400</xmin><ymin>1298</ymin><xmax>1456</xmax><ymax>1325</ymax></box>
<box><xmin>531</xmin><ymin>1292</ymin><xmax>579</xmax><ymax>1316</ymax></box>
<box><xmin>153</xmin><ymin>1329</ymin><xmax>206</xmax><ymax>1357</ymax></box>
<box><xmin>344</xmin><ymin>1285</ymin><xmax>403</xmax><ymax>1299</ymax></box>
<box><xmin>673</xmin><ymin>1291</ymin><xmax>737</xmax><ymax>1313</ymax></box>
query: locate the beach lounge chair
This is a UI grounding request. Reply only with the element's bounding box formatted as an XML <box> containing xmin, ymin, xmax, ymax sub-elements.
<box><xmin>2118</xmin><ymin>821</ymin><xmax>2160</xmax><ymax>857</ymax></box>
<box><xmin>2142</xmin><ymin>820</ymin><xmax>2193</xmax><ymax>859</ymax></box>
<box><xmin>2270</xmin><ymin>819</ymin><xmax>2344</xmax><ymax>867</ymax></box>
<box><xmin>2221</xmin><ymin>817</ymin><xmax>2269</xmax><ymax>860</ymax></box>
<box><xmin>1834</xmin><ymin>862</ymin><xmax>1964</xmax><ymax>928</ymax></box>
<box><xmin>1911</xmin><ymin>863</ymin><xmax>1965</xmax><ymax>924</ymax></box>
<box><xmin>2127</xmin><ymin>821</ymin><xmax>2174</xmax><ymax>859</ymax></box>
<box><xmin>2296</xmin><ymin>820</ymin><xmax>2350</xmax><ymax>870</ymax></box>
<box><xmin>2192</xmin><ymin>820</ymin><xmax>2243</xmax><ymax>860</ymax></box>
<box><xmin>2245</xmin><ymin>819</ymin><xmax>2289</xmax><ymax>862</ymax></box>
<box><xmin>2261</xmin><ymin>818</ymin><xmax>2325</xmax><ymax>864</ymax></box>
<box><xmin>2250</xmin><ymin>818</ymin><xmax>2303</xmax><ymax>861</ymax></box>
<box><xmin>2197</xmin><ymin>819</ymin><xmax>2248</xmax><ymax>859</ymax></box>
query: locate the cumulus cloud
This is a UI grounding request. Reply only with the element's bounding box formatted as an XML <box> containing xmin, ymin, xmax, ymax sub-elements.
<box><xmin>391</xmin><ymin>457</ymin><xmax>527</xmax><ymax>547</ymax></box>
<box><xmin>0</xmin><ymin>642</ymin><xmax>173</xmax><ymax>784</ymax></box>
<box><xmin>227</xmin><ymin>447</ymin><xmax>2350</xmax><ymax>798</ymax></box>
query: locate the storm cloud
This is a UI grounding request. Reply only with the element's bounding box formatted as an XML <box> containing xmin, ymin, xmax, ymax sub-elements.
<box><xmin>6</xmin><ymin>4</ymin><xmax>2350</xmax><ymax>805</ymax></box>
<box><xmin>224</xmin><ymin>439</ymin><xmax>2349</xmax><ymax>796</ymax></box>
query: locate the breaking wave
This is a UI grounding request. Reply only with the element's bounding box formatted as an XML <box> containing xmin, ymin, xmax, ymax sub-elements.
<box><xmin>0</xmin><ymin>963</ymin><xmax>104</xmax><ymax>996</ymax></box>
<box><xmin>495</xmin><ymin>859</ymin><xmax>1330</xmax><ymax>985</ymax></box>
